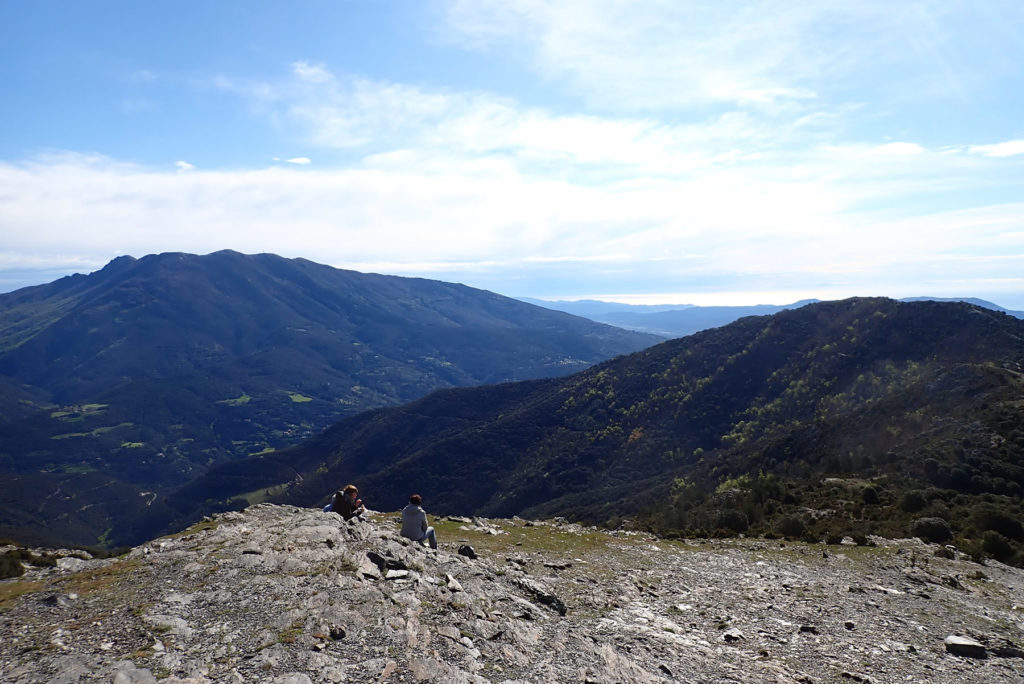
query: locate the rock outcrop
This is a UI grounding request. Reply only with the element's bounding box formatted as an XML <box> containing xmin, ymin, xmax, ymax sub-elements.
<box><xmin>2</xmin><ymin>504</ymin><xmax>1024</xmax><ymax>682</ymax></box>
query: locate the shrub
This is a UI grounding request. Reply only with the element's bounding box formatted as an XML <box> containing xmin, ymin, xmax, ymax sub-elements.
<box><xmin>862</xmin><ymin>486</ymin><xmax>881</xmax><ymax>505</ymax></box>
<box><xmin>715</xmin><ymin>509</ymin><xmax>748</xmax><ymax>533</ymax></box>
<box><xmin>0</xmin><ymin>552</ymin><xmax>25</xmax><ymax>579</ymax></box>
<box><xmin>981</xmin><ymin>531</ymin><xmax>1018</xmax><ymax>564</ymax></box>
<box><xmin>899</xmin><ymin>490</ymin><xmax>927</xmax><ymax>513</ymax></box>
<box><xmin>971</xmin><ymin>505</ymin><xmax>1024</xmax><ymax>542</ymax></box>
<box><xmin>775</xmin><ymin>515</ymin><xmax>807</xmax><ymax>538</ymax></box>
<box><xmin>910</xmin><ymin>517</ymin><xmax>953</xmax><ymax>543</ymax></box>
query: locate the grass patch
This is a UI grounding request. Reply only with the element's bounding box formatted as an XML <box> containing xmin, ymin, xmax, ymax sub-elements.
<box><xmin>58</xmin><ymin>464</ymin><xmax>98</xmax><ymax>475</ymax></box>
<box><xmin>166</xmin><ymin>519</ymin><xmax>221</xmax><ymax>540</ymax></box>
<box><xmin>237</xmin><ymin>481</ymin><xmax>291</xmax><ymax>505</ymax></box>
<box><xmin>217</xmin><ymin>393</ymin><xmax>252</xmax><ymax>406</ymax></box>
<box><xmin>62</xmin><ymin>559</ymin><xmax>142</xmax><ymax>597</ymax></box>
<box><xmin>51</xmin><ymin>422</ymin><xmax>134</xmax><ymax>440</ymax></box>
<box><xmin>287</xmin><ymin>392</ymin><xmax>313</xmax><ymax>403</ymax></box>
<box><xmin>432</xmin><ymin>517</ymin><xmax>615</xmax><ymax>560</ymax></box>
<box><xmin>121</xmin><ymin>441</ymin><xmax>145</xmax><ymax>448</ymax></box>
<box><xmin>50</xmin><ymin>404</ymin><xmax>108</xmax><ymax>420</ymax></box>
<box><xmin>0</xmin><ymin>579</ymin><xmax>45</xmax><ymax>611</ymax></box>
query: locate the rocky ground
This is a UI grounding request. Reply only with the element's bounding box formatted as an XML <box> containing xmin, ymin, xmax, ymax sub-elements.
<box><xmin>2</xmin><ymin>504</ymin><xmax>1023</xmax><ymax>683</ymax></box>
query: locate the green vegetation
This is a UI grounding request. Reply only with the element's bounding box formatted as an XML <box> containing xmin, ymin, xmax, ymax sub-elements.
<box><xmin>61</xmin><ymin>559</ymin><xmax>142</xmax><ymax>597</ymax></box>
<box><xmin>0</xmin><ymin>579</ymin><xmax>45</xmax><ymax>610</ymax></box>
<box><xmin>184</xmin><ymin>297</ymin><xmax>1024</xmax><ymax>567</ymax></box>
<box><xmin>217</xmin><ymin>393</ymin><xmax>252</xmax><ymax>406</ymax></box>
<box><xmin>0</xmin><ymin>552</ymin><xmax>25</xmax><ymax>579</ymax></box>
<box><xmin>287</xmin><ymin>392</ymin><xmax>313</xmax><ymax>403</ymax></box>
<box><xmin>50</xmin><ymin>404</ymin><xmax>108</xmax><ymax>420</ymax></box>
<box><xmin>50</xmin><ymin>422</ymin><xmax>134</xmax><ymax>439</ymax></box>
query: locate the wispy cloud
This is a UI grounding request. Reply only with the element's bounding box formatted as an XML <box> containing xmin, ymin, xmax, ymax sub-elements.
<box><xmin>969</xmin><ymin>140</ymin><xmax>1024</xmax><ymax>158</ymax></box>
<box><xmin>175</xmin><ymin>160</ymin><xmax>195</xmax><ymax>173</ymax></box>
<box><xmin>442</xmin><ymin>0</ymin><xmax>1023</xmax><ymax>114</ymax></box>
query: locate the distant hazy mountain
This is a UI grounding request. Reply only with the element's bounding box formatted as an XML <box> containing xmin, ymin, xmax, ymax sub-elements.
<box><xmin>520</xmin><ymin>297</ymin><xmax>819</xmax><ymax>337</ymax></box>
<box><xmin>518</xmin><ymin>298</ymin><xmax>697</xmax><ymax>318</ymax></box>
<box><xmin>0</xmin><ymin>250</ymin><xmax>658</xmax><ymax>547</ymax></box>
<box><xmin>171</xmin><ymin>298</ymin><xmax>1024</xmax><ymax>564</ymax></box>
<box><xmin>522</xmin><ymin>296</ymin><xmax>1023</xmax><ymax>337</ymax></box>
<box><xmin>899</xmin><ymin>296</ymin><xmax>1024</xmax><ymax>318</ymax></box>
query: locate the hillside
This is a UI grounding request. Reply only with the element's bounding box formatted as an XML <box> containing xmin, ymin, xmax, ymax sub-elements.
<box><xmin>170</xmin><ymin>298</ymin><xmax>1024</xmax><ymax>564</ymax></box>
<box><xmin>2</xmin><ymin>504</ymin><xmax>1023</xmax><ymax>682</ymax></box>
<box><xmin>0</xmin><ymin>251</ymin><xmax>658</xmax><ymax>548</ymax></box>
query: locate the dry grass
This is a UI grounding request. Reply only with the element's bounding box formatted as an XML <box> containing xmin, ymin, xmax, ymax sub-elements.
<box><xmin>0</xmin><ymin>579</ymin><xmax>46</xmax><ymax>611</ymax></box>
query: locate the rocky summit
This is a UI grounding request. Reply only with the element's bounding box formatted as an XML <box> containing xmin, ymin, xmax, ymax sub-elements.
<box><xmin>2</xmin><ymin>505</ymin><xmax>1024</xmax><ymax>683</ymax></box>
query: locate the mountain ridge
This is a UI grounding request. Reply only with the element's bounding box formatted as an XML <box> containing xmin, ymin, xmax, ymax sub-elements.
<box><xmin>0</xmin><ymin>251</ymin><xmax>658</xmax><ymax>548</ymax></box>
<box><xmin>162</xmin><ymin>297</ymin><xmax>1024</xmax><ymax>564</ymax></box>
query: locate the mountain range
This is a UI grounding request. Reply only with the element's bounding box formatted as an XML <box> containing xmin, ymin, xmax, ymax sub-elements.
<box><xmin>4</xmin><ymin>254</ymin><xmax>1023</xmax><ymax>567</ymax></box>
<box><xmin>523</xmin><ymin>296</ymin><xmax>1024</xmax><ymax>338</ymax></box>
<box><xmin>0</xmin><ymin>251</ymin><xmax>657</xmax><ymax>547</ymax></box>
<box><xmin>163</xmin><ymin>297</ymin><xmax>1024</xmax><ymax>565</ymax></box>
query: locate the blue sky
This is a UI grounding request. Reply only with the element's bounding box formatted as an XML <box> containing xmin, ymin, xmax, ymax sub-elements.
<box><xmin>2</xmin><ymin>1</ymin><xmax>1023</xmax><ymax>307</ymax></box>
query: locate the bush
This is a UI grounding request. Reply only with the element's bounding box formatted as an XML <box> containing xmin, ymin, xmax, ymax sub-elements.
<box><xmin>981</xmin><ymin>531</ymin><xmax>1018</xmax><ymax>564</ymax></box>
<box><xmin>972</xmin><ymin>505</ymin><xmax>1024</xmax><ymax>542</ymax></box>
<box><xmin>715</xmin><ymin>509</ymin><xmax>748</xmax><ymax>533</ymax></box>
<box><xmin>899</xmin><ymin>490</ymin><xmax>927</xmax><ymax>513</ymax></box>
<box><xmin>0</xmin><ymin>552</ymin><xmax>25</xmax><ymax>579</ymax></box>
<box><xmin>862</xmin><ymin>486</ymin><xmax>881</xmax><ymax>505</ymax></box>
<box><xmin>775</xmin><ymin>515</ymin><xmax>807</xmax><ymax>538</ymax></box>
<box><xmin>910</xmin><ymin>517</ymin><xmax>953</xmax><ymax>543</ymax></box>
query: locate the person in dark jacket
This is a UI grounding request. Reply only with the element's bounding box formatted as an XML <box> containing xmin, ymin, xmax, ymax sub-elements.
<box><xmin>327</xmin><ymin>484</ymin><xmax>365</xmax><ymax>520</ymax></box>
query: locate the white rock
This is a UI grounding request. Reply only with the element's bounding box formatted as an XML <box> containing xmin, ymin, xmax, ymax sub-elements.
<box><xmin>944</xmin><ymin>635</ymin><xmax>986</xmax><ymax>658</ymax></box>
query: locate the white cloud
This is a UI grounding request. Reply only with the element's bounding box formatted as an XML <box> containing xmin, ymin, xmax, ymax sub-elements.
<box><xmin>871</xmin><ymin>142</ymin><xmax>925</xmax><ymax>156</ymax></box>
<box><xmin>969</xmin><ymin>140</ymin><xmax>1024</xmax><ymax>158</ymax></box>
<box><xmin>3</xmin><ymin>150</ymin><xmax>1023</xmax><ymax>305</ymax></box>
<box><xmin>443</xmin><ymin>0</ymin><xmax>831</xmax><ymax>110</ymax></box>
<box><xmin>442</xmin><ymin>0</ymin><xmax>1010</xmax><ymax>113</ymax></box>
<box><xmin>247</xmin><ymin>63</ymin><xmax>812</xmax><ymax>182</ymax></box>
<box><xmin>292</xmin><ymin>60</ymin><xmax>334</xmax><ymax>84</ymax></box>
<box><xmin>5</xmin><ymin>1</ymin><xmax>1023</xmax><ymax>306</ymax></box>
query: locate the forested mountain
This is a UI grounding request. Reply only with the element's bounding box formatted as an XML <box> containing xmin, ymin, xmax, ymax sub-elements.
<box><xmin>166</xmin><ymin>298</ymin><xmax>1024</xmax><ymax>564</ymax></box>
<box><xmin>0</xmin><ymin>251</ymin><xmax>658</xmax><ymax>547</ymax></box>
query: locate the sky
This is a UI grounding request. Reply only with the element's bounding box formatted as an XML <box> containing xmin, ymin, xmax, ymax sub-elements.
<box><xmin>2</xmin><ymin>1</ymin><xmax>1023</xmax><ymax>307</ymax></box>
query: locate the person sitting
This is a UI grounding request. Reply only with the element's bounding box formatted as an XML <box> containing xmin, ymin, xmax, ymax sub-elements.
<box><xmin>328</xmin><ymin>484</ymin><xmax>365</xmax><ymax>520</ymax></box>
<box><xmin>400</xmin><ymin>493</ymin><xmax>437</xmax><ymax>549</ymax></box>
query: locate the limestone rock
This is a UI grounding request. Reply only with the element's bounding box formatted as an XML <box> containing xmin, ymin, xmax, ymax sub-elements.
<box><xmin>1</xmin><ymin>504</ymin><xmax>1023</xmax><ymax>683</ymax></box>
<box><xmin>944</xmin><ymin>635</ymin><xmax>987</xmax><ymax>658</ymax></box>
